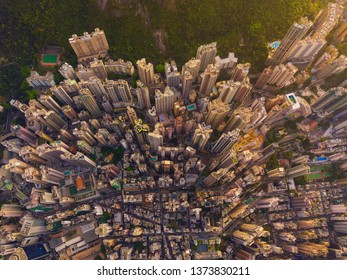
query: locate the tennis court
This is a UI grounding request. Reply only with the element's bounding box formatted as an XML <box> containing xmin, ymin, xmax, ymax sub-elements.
<box><xmin>42</xmin><ymin>54</ymin><xmax>59</xmax><ymax>64</ymax></box>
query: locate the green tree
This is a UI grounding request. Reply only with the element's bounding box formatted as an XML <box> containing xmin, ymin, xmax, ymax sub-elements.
<box><xmin>156</xmin><ymin>63</ymin><xmax>165</xmax><ymax>74</ymax></box>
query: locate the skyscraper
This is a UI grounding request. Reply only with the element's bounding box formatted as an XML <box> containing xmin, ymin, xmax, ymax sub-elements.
<box><xmin>58</xmin><ymin>62</ymin><xmax>76</xmax><ymax>80</ymax></box>
<box><xmin>104</xmin><ymin>58</ymin><xmax>135</xmax><ymax>76</ymax></box>
<box><xmin>311</xmin><ymin>87</ymin><xmax>347</xmax><ymax>116</ymax></box>
<box><xmin>80</xmin><ymin>76</ymin><xmax>107</xmax><ymax>100</ymax></box>
<box><xmin>211</xmin><ymin>129</ymin><xmax>240</xmax><ymax>154</ymax></box>
<box><xmin>205</xmin><ymin>99</ymin><xmax>230</xmax><ymax>130</ymax></box>
<box><xmin>224</xmin><ymin>107</ymin><xmax>252</xmax><ymax>132</ymax></box>
<box><xmin>257</xmin><ymin>63</ymin><xmax>298</xmax><ymax>90</ymax></box>
<box><xmin>312</xmin><ymin>2</ymin><xmax>342</xmax><ymax>40</ymax></box>
<box><xmin>39</xmin><ymin>95</ymin><xmax>63</xmax><ymax>115</ymax></box>
<box><xmin>19</xmin><ymin>146</ymin><xmax>46</xmax><ymax>165</ymax></box>
<box><xmin>136</xmin><ymin>80</ymin><xmax>151</xmax><ymax>109</ymax></box>
<box><xmin>182</xmin><ymin>58</ymin><xmax>201</xmax><ymax>81</ymax></box>
<box><xmin>231</xmin><ymin>63</ymin><xmax>251</xmax><ymax>82</ymax></box>
<box><xmin>116</xmin><ymin>80</ymin><xmax>132</xmax><ymax>103</ymax></box>
<box><xmin>26</xmin><ymin>71</ymin><xmax>55</xmax><ymax>88</ymax></box>
<box><xmin>182</xmin><ymin>71</ymin><xmax>193</xmax><ymax>99</ymax></box>
<box><xmin>148</xmin><ymin>124</ymin><xmax>164</xmax><ymax>153</ymax></box>
<box><xmin>199</xmin><ymin>64</ymin><xmax>219</xmax><ymax>98</ymax></box>
<box><xmin>62</xmin><ymin>105</ymin><xmax>78</xmax><ymax>121</ymax></box>
<box><xmin>50</xmin><ymin>85</ymin><xmax>74</xmax><ymax>107</ymax></box>
<box><xmin>12</xmin><ymin>125</ymin><xmax>37</xmax><ymax>146</ymax></box>
<box><xmin>334</xmin><ymin>19</ymin><xmax>347</xmax><ymax>42</ymax></box>
<box><xmin>89</xmin><ymin>59</ymin><xmax>107</xmax><ymax>79</ymax></box>
<box><xmin>136</xmin><ymin>58</ymin><xmax>155</xmax><ymax>86</ymax></box>
<box><xmin>191</xmin><ymin>123</ymin><xmax>213</xmax><ymax>151</ymax></box>
<box><xmin>287</xmin><ymin>38</ymin><xmax>326</xmax><ymax>68</ymax></box>
<box><xmin>165</xmin><ymin>60</ymin><xmax>180</xmax><ymax>87</ymax></box>
<box><xmin>155</xmin><ymin>87</ymin><xmax>175</xmax><ymax>114</ymax></box>
<box><xmin>69</xmin><ymin>28</ymin><xmax>109</xmax><ymax>62</ymax></box>
<box><xmin>217</xmin><ymin>80</ymin><xmax>237</xmax><ymax>104</ymax></box>
<box><xmin>315</xmin><ymin>55</ymin><xmax>347</xmax><ymax>80</ymax></box>
<box><xmin>79</xmin><ymin>88</ymin><xmax>102</xmax><ymax>117</ymax></box>
<box><xmin>233</xmin><ymin>78</ymin><xmax>252</xmax><ymax>103</ymax></box>
<box><xmin>266</xmin><ymin>17</ymin><xmax>312</xmax><ymax>67</ymax></box>
<box><xmin>196</xmin><ymin>42</ymin><xmax>217</xmax><ymax>71</ymax></box>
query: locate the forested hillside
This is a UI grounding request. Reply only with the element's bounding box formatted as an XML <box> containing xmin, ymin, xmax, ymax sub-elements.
<box><xmin>0</xmin><ymin>0</ymin><xmax>326</xmax><ymax>70</ymax></box>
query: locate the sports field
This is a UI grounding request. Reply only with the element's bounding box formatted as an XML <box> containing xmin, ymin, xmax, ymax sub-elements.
<box><xmin>42</xmin><ymin>54</ymin><xmax>59</xmax><ymax>64</ymax></box>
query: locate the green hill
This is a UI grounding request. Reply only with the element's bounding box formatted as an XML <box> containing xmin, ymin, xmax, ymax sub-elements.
<box><xmin>0</xmin><ymin>0</ymin><xmax>325</xmax><ymax>71</ymax></box>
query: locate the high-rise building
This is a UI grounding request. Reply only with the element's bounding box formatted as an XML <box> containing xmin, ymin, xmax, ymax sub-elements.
<box><xmin>89</xmin><ymin>58</ymin><xmax>107</xmax><ymax>79</ymax></box>
<box><xmin>101</xmin><ymin>97</ymin><xmax>113</xmax><ymax>114</ymax></box>
<box><xmin>231</xmin><ymin>63</ymin><xmax>251</xmax><ymax>82</ymax></box>
<box><xmin>196</xmin><ymin>42</ymin><xmax>217</xmax><ymax>71</ymax></box>
<box><xmin>287</xmin><ymin>38</ymin><xmax>326</xmax><ymax>68</ymax></box>
<box><xmin>312</xmin><ymin>2</ymin><xmax>342</xmax><ymax>40</ymax></box>
<box><xmin>224</xmin><ymin>107</ymin><xmax>252</xmax><ymax>132</ymax></box>
<box><xmin>211</xmin><ymin>129</ymin><xmax>240</xmax><ymax>154</ymax></box>
<box><xmin>77</xmin><ymin>140</ymin><xmax>94</xmax><ymax>154</ymax></box>
<box><xmin>39</xmin><ymin>95</ymin><xmax>63</xmax><ymax>115</ymax></box>
<box><xmin>155</xmin><ymin>87</ymin><xmax>175</xmax><ymax>114</ymax></box>
<box><xmin>165</xmin><ymin>60</ymin><xmax>180</xmax><ymax>87</ymax></box>
<box><xmin>0</xmin><ymin>204</ymin><xmax>24</xmax><ymax>218</ymax></box>
<box><xmin>174</xmin><ymin>116</ymin><xmax>184</xmax><ymax>135</ymax></box>
<box><xmin>191</xmin><ymin>123</ymin><xmax>213</xmax><ymax>151</ymax></box>
<box><xmin>80</xmin><ymin>76</ymin><xmax>107</xmax><ymax>99</ymax></box>
<box><xmin>133</xmin><ymin>119</ymin><xmax>150</xmax><ymax>145</ymax></box>
<box><xmin>88</xmin><ymin>118</ymin><xmax>101</xmax><ymax>131</ymax></box>
<box><xmin>135</xmin><ymin>80</ymin><xmax>151</xmax><ymax>109</ymax></box>
<box><xmin>334</xmin><ymin>19</ymin><xmax>347</xmax><ymax>42</ymax></box>
<box><xmin>62</xmin><ymin>105</ymin><xmax>78</xmax><ymax>121</ymax></box>
<box><xmin>297</xmin><ymin>243</ymin><xmax>328</xmax><ymax>258</ymax></box>
<box><xmin>58</xmin><ymin>62</ymin><xmax>76</xmax><ymax>80</ymax></box>
<box><xmin>79</xmin><ymin>88</ymin><xmax>102</xmax><ymax>117</ymax></box>
<box><xmin>26</xmin><ymin>71</ymin><xmax>55</xmax><ymax>88</ymax></box>
<box><xmin>260</xmin><ymin>63</ymin><xmax>298</xmax><ymax>90</ymax></box>
<box><xmin>254</xmin><ymin>68</ymin><xmax>273</xmax><ymax>89</ymax></box>
<box><xmin>148</xmin><ymin>127</ymin><xmax>164</xmax><ymax>153</ymax></box>
<box><xmin>40</xmin><ymin>166</ymin><xmax>65</xmax><ymax>185</ymax></box>
<box><xmin>311</xmin><ymin>87</ymin><xmax>347</xmax><ymax>116</ymax></box>
<box><xmin>232</xmin><ymin>78</ymin><xmax>252</xmax><ymax>104</ymax></box>
<box><xmin>60</xmin><ymin>78</ymin><xmax>80</xmax><ymax>93</ymax></box>
<box><xmin>69</xmin><ymin>28</ymin><xmax>109</xmax><ymax>62</ymax></box>
<box><xmin>19</xmin><ymin>146</ymin><xmax>46</xmax><ymax>165</ymax></box>
<box><xmin>42</xmin><ymin>110</ymin><xmax>66</xmax><ymax>131</ymax></box>
<box><xmin>76</xmin><ymin>64</ymin><xmax>96</xmax><ymax>81</ymax></box>
<box><xmin>205</xmin><ymin>99</ymin><xmax>230</xmax><ymax>130</ymax></box>
<box><xmin>50</xmin><ymin>85</ymin><xmax>74</xmax><ymax>107</ymax></box>
<box><xmin>199</xmin><ymin>64</ymin><xmax>219</xmax><ymax>97</ymax></box>
<box><xmin>5</xmin><ymin>158</ymin><xmax>32</xmax><ymax>174</ymax></box>
<box><xmin>1</xmin><ymin>138</ymin><xmax>23</xmax><ymax>154</ymax></box>
<box><xmin>104</xmin><ymin>58</ymin><xmax>135</xmax><ymax>76</ymax></box>
<box><xmin>182</xmin><ymin>58</ymin><xmax>201</xmax><ymax>81</ymax></box>
<box><xmin>136</xmin><ymin>58</ymin><xmax>155</xmax><ymax>86</ymax></box>
<box><xmin>214</xmin><ymin>53</ymin><xmax>238</xmax><ymax>70</ymax></box>
<box><xmin>12</xmin><ymin>125</ymin><xmax>37</xmax><ymax>146</ymax></box>
<box><xmin>266</xmin><ymin>17</ymin><xmax>312</xmax><ymax>66</ymax></box>
<box><xmin>216</xmin><ymin>80</ymin><xmax>239</xmax><ymax>104</ymax></box>
<box><xmin>286</xmin><ymin>164</ymin><xmax>310</xmax><ymax>177</ymax></box>
<box><xmin>61</xmin><ymin>151</ymin><xmax>96</xmax><ymax>168</ymax></box>
<box><xmin>73</xmin><ymin>128</ymin><xmax>96</xmax><ymax>146</ymax></box>
<box><xmin>116</xmin><ymin>80</ymin><xmax>132</xmax><ymax>103</ymax></box>
<box><xmin>182</xmin><ymin>71</ymin><xmax>193</xmax><ymax>99</ymax></box>
<box><xmin>20</xmin><ymin>214</ymin><xmax>47</xmax><ymax>237</ymax></box>
<box><xmin>218</xmin><ymin>149</ymin><xmax>238</xmax><ymax>170</ymax></box>
<box><xmin>315</xmin><ymin>55</ymin><xmax>347</xmax><ymax>80</ymax></box>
